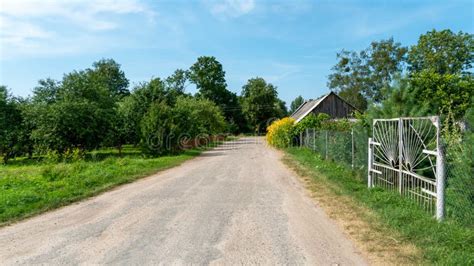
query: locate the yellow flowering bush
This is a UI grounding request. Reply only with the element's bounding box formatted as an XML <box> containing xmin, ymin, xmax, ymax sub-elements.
<box><xmin>266</xmin><ymin>117</ymin><xmax>295</xmax><ymax>148</ymax></box>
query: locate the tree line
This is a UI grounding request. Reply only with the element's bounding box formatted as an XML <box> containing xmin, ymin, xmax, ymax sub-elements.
<box><xmin>290</xmin><ymin>29</ymin><xmax>473</xmax><ymax>121</ymax></box>
<box><xmin>0</xmin><ymin>56</ymin><xmax>288</xmax><ymax>163</ymax></box>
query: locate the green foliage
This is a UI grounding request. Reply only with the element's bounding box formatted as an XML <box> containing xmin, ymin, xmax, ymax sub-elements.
<box><xmin>328</xmin><ymin>38</ymin><xmax>407</xmax><ymax>109</ymax></box>
<box><xmin>338</xmin><ymin>87</ymin><xmax>368</xmax><ymax>111</ymax></box>
<box><xmin>327</xmin><ymin>50</ymin><xmax>369</xmax><ymax>110</ymax></box>
<box><xmin>320</xmin><ymin>118</ymin><xmax>352</xmax><ymax>131</ymax></box>
<box><xmin>90</xmin><ymin>59</ymin><xmax>130</xmax><ymax>99</ymax></box>
<box><xmin>241</xmin><ymin>77</ymin><xmax>286</xmax><ymax>133</ymax></box>
<box><xmin>165</xmin><ymin>69</ymin><xmax>188</xmax><ymax>105</ymax></box>
<box><xmin>292</xmin><ymin>112</ymin><xmax>351</xmax><ymax>139</ymax></box>
<box><xmin>31</xmin><ymin>59</ymin><xmax>123</xmax><ymax>154</ymax></box>
<box><xmin>32</xmin><ymin>78</ymin><xmax>60</xmax><ymax>104</ymax></box>
<box><xmin>165</xmin><ymin>69</ymin><xmax>188</xmax><ymax>94</ymax></box>
<box><xmin>365</xmin><ymin>76</ymin><xmax>430</xmax><ymax>121</ymax></box>
<box><xmin>188</xmin><ymin>56</ymin><xmax>246</xmax><ymax>133</ymax></box>
<box><xmin>33</xmin><ymin>97</ymin><xmax>114</xmax><ymax>152</ymax></box>
<box><xmin>188</xmin><ymin>56</ymin><xmax>227</xmax><ymax>102</ymax></box>
<box><xmin>289</xmin><ymin>95</ymin><xmax>304</xmax><ymax>114</ymax></box>
<box><xmin>173</xmin><ymin>96</ymin><xmax>227</xmax><ymax>137</ymax></box>
<box><xmin>120</xmin><ymin>78</ymin><xmax>170</xmax><ymax>146</ymax></box>
<box><xmin>140</xmin><ymin>101</ymin><xmax>174</xmax><ymax>155</ymax></box>
<box><xmin>408</xmin><ymin>29</ymin><xmax>473</xmax><ymax>75</ymax></box>
<box><xmin>293</xmin><ymin>113</ymin><xmax>330</xmax><ymax>135</ymax></box>
<box><xmin>410</xmin><ymin>71</ymin><xmax>473</xmax><ymax>120</ymax></box>
<box><xmin>102</xmin><ymin>100</ymin><xmax>130</xmax><ymax>155</ymax></box>
<box><xmin>0</xmin><ymin>86</ymin><xmax>26</xmax><ymax>164</ymax></box>
<box><xmin>366</xmin><ymin>38</ymin><xmax>408</xmax><ymax>101</ymax></box>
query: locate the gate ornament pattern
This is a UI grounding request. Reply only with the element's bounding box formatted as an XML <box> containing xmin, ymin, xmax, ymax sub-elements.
<box><xmin>368</xmin><ymin>116</ymin><xmax>445</xmax><ymax>220</ymax></box>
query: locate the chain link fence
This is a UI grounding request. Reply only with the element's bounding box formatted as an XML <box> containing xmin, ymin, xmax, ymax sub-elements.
<box><xmin>444</xmin><ymin>140</ymin><xmax>474</xmax><ymax>227</ymax></box>
<box><xmin>301</xmin><ymin>126</ymin><xmax>368</xmax><ymax>180</ymax></box>
<box><xmin>300</xmin><ymin>125</ymin><xmax>473</xmax><ymax>227</ymax></box>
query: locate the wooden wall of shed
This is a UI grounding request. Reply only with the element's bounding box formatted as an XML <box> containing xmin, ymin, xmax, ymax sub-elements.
<box><xmin>311</xmin><ymin>93</ymin><xmax>355</xmax><ymax>118</ymax></box>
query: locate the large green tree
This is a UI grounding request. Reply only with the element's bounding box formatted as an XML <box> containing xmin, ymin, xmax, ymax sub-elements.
<box><xmin>31</xmin><ymin>59</ymin><xmax>128</xmax><ymax>153</ymax></box>
<box><xmin>121</xmin><ymin>78</ymin><xmax>170</xmax><ymax>146</ymax></box>
<box><xmin>327</xmin><ymin>50</ymin><xmax>369</xmax><ymax>110</ymax></box>
<box><xmin>366</xmin><ymin>38</ymin><xmax>408</xmax><ymax>101</ymax></box>
<box><xmin>89</xmin><ymin>59</ymin><xmax>130</xmax><ymax>99</ymax></box>
<box><xmin>407</xmin><ymin>30</ymin><xmax>474</xmax><ymax>119</ymax></box>
<box><xmin>408</xmin><ymin>29</ymin><xmax>474</xmax><ymax>75</ymax></box>
<box><xmin>410</xmin><ymin>71</ymin><xmax>473</xmax><ymax>119</ymax></box>
<box><xmin>188</xmin><ymin>56</ymin><xmax>246</xmax><ymax>133</ymax></box>
<box><xmin>188</xmin><ymin>56</ymin><xmax>228</xmax><ymax>104</ymax></box>
<box><xmin>328</xmin><ymin>38</ymin><xmax>407</xmax><ymax>109</ymax></box>
<box><xmin>241</xmin><ymin>77</ymin><xmax>285</xmax><ymax>133</ymax></box>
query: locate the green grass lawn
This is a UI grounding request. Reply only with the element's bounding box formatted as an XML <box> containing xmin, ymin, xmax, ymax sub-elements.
<box><xmin>0</xmin><ymin>144</ymin><xmax>218</xmax><ymax>225</ymax></box>
<box><xmin>284</xmin><ymin>147</ymin><xmax>474</xmax><ymax>265</ymax></box>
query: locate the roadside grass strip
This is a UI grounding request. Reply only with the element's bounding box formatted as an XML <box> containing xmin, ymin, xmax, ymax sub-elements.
<box><xmin>283</xmin><ymin>147</ymin><xmax>474</xmax><ymax>265</ymax></box>
<box><xmin>0</xmin><ymin>144</ymin><xmax>219</xmax><ymax>226</ymax></box>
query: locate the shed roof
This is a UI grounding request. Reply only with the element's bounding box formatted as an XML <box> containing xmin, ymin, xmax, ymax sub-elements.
<box><xmin>290</xmin><ymin>93</ymin><xmax>330</xmax><ymax>123</ymax></box>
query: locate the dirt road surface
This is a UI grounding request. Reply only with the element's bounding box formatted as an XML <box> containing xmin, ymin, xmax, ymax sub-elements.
<box><xmin>0</xmin><ymin>137</ymin><xmax>366</xmax><ymax>265</ymax></box>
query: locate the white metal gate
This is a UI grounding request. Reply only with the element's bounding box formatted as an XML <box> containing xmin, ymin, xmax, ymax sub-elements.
<box><xmin>368</xmin><ymin>116</ymin><xmax>445</xmax><ymax>220</ymax></box>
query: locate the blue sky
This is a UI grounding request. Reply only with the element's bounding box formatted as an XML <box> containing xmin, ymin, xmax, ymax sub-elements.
<box><xmin>0</xmin><ymin>0</ymin><xmax>473</xmax><ymax>106</ymax></box>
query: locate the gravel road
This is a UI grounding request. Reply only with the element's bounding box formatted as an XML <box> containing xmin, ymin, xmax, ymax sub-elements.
<box><xmin>0</xmin><ymin>137</ymin><xmax>366</xmax><ymax>265</ymax></box>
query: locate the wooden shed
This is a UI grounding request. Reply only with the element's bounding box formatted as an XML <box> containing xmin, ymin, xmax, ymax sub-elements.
<box><xmin>290</xmin><ymin>92</ymin><xmax>357</xmax><ymax>123</ymax></box>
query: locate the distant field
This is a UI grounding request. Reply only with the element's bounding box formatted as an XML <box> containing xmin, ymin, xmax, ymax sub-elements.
<box><xmin>0</xmin><ymin>145</ymin><xmax>219</xmax><ymax>225</ymax></box>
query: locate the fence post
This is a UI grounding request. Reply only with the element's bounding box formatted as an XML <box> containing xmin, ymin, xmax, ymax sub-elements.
<box><xmin>299</xmin><ymin>132</ymin><xmax>303</xmax><ymax>147</ymax></box>
<box><xmin>398</xmin><ymin>118</ymin><xmax>403</xmax><ymax>194</ymax></box>
<box><xmin>351</xmin><ymin>128</ymin><xmax>355</xmax><ymax>169</ymax></box>
<box><xmin>325</xmin><ymin>131</ymin><xmax>328</xmax><ymax>160</ymax></box>
<box><xmin>368</xmin><ymin>137</ymin><xmax>373</xmax><ymax>188</ymax></box>
<box><xmin>435</xmin><ymin>116</ymin><xmax>445</xmax><ymax>221</ymax></box>
<box><xmin>305</xmin><ymin>128</ymin><xmax>309</xmax><ymax>147</ymax></box>
<box><xmin>312</xmin><ymin>129</ymin><xmax>316</xmax><ymax>151</ymax></box>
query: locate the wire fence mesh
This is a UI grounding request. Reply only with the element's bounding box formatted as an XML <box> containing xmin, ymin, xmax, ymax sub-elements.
<box><xmin>300</xmin><ymin>124</ymin><xmax>473</xmax><ymax>226</ymax></box>
<box><xmin>444</xmin><ymin>140</ymin><xmax>474</xmax><ymax>227</ymax></box>
<box><xmin>302</xmin><ymin>127</ymin><xmax>368</xmax><ymax>180</ymax></box>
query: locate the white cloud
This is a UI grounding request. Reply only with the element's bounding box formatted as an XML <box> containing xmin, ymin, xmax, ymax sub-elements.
<box><xmin>207</xmin><ymin>0</ymin><xmax>256</xmax><ymax>18</ymax></box>
<box><xmin>0</xmin><ymin>0</ymin><xmax>154</xmax><ymax>59</ymax></box>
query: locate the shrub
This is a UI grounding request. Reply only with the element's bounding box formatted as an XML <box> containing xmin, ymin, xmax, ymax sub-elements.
<box><xmin>173</xmin><ymin>96</ymin><xmax>227</xmax><ymax>138</ymax></box>
<box><xmin>293</xmin><ymin>113</ymin><xmax>330</xmax><ymax>136</ymax></box>
<box><xmin>266</xmin><ymin>117</ymin><xmax>295</xmax><ymax>148</ymax></box>
<box><xmin>140</xmin><ymin>101</ymin><xmax>174</xmax><ymax>156</ymax></box>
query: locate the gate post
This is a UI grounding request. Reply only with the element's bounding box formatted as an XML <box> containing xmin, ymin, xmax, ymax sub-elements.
<box><xmin>367</xmin><ymin>137</ymin><xmax>373</xmax><ymax>188</ymax></box>
<box><xmin>398</xmin><ymin>118</ymin><xmax>403</xmax><ymax>194</ymax></box>
<box><xmin>435</xmin><ymin>116</ymin><xmax>445</xmax><ymax>221</ymax></box>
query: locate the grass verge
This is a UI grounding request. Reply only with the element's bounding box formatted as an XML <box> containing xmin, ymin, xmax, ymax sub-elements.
<box><xmin>0</xmin><ymin>144</ymin><xmax>219</xmax><ymax>226</ymax></box>
<box><xmin>283</xmin><ymin>147</ymin><xmax>473</xmax><ymax>265</ymax></box>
